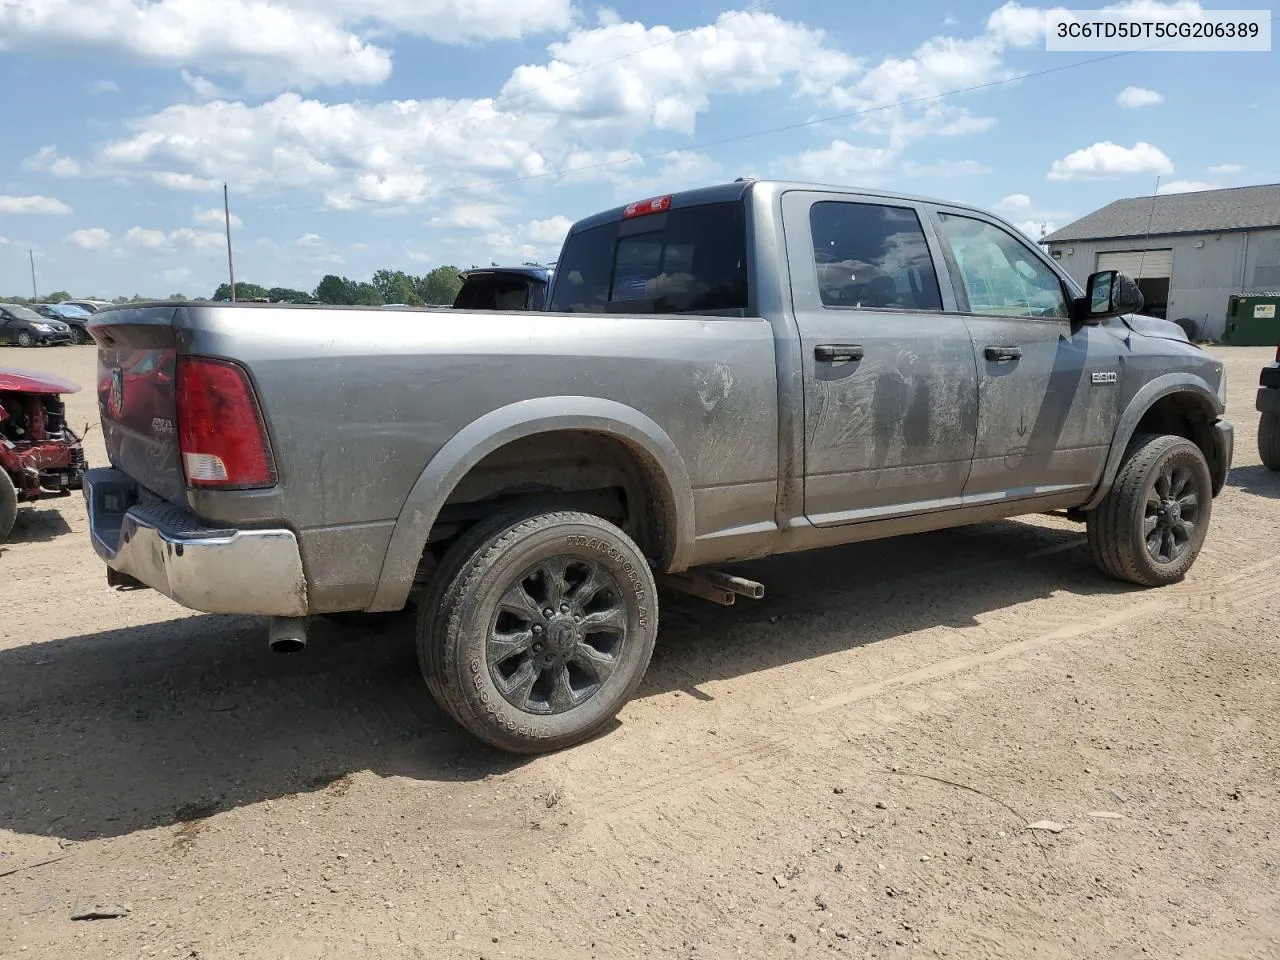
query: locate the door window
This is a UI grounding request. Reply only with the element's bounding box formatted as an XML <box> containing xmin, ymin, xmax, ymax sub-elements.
<box><xmin>937</xmin><ymin>214</ymin><xmax>1069</xmax><ymax>319</ymax></box>
<box><xmin>809</xmin><ymin>202</ymin><xmax>942</xmax><ymax>311</ymax></box>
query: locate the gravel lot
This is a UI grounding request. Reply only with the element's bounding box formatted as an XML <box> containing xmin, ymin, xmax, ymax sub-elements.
<box><xmin>2</xmin><ymin>343</ymin><xmax>1278</xmax><ymax>960</ymax></box>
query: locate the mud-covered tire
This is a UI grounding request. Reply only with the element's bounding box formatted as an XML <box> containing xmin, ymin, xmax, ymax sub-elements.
<box><xmin>417</xmin><ymin>509</ymin><xmax>658</xmax><ymax>754</ymax></box>
<box><xmin>15</xmin><ymin>330</ymin><xmax>34</xmax><ymax>348</ymax></box>
<box><xmin>1087</xmin><ymin>433</ymin><xmax>1212</xmax><ymax>587</ymax></box>
<box><xmin>0</xmin><ymin>470</ymin><xmax>16</xmax><ymax>543</ymax></box>
<box><xmin>1259</xmin><ymin>412</ymin><xmax>1280</xmax><ymax>471</ymax></box>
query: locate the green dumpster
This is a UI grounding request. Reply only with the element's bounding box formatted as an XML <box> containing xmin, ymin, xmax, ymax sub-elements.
<box><xmin>1225</xmin><ymin>295</ymin><xmax>1280</xmax><ymax>345</ymax></box>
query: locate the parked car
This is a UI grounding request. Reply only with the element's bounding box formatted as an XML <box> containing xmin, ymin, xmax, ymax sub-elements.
<box><xmin>1</xmin><ymin>367</ymin><xmax>88</xmax><ymax>542</ymax></box>
<box><xmin>1257</xmin><ymin>344</ymin><xmax>1280</xmax><ymax>470</ymax></box>
<box><xmin>33</xmin><ymin>302</ymin><xmax>94</xmax><ymax>344</ymax></box>
<box><xmin>0</xmin><ymin>303</ymin><xmax>72</xmax><ymax>346</ymax></box>
<box><xmin>62</xmin><ymin>299</ymin><xmax>113</xmax><ymax>314</ymax></box>
<box><xmin>452</xmin><ymin>266</ymin><xmax>551</xmax><ymax>310</ymax></box>
<box><xmin>83</xmin><ymin>179</ymin><xmax>1232</xmax><ymax>754</ymax></box>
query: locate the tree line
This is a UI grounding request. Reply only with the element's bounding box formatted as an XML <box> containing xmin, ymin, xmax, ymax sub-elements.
<box><xmin>4</xmin><ymin>264</ymin><xmax>474</xmax><ymax>307</ymax></box>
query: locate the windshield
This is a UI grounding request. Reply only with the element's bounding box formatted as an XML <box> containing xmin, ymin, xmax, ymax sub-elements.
<box><xmin>4</xmin><ymin>305</ymin><xmax>44</xmax><ymax>321</ymax></box>
<box><xmin>548</xmin><ymin>201</ymin><xmax>748</xmax><ymax>315</ymax></box>
<box><xmin>51</xmin><ymin>304</ymin><xmax>91</xmax><ymax>318</ymax></box>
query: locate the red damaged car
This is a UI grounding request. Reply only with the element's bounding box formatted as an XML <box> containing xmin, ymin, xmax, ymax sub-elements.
<box><xmin>0</xmin><ymin>367</ymin><xmax>88</xmax><ymax>542</ymax></box>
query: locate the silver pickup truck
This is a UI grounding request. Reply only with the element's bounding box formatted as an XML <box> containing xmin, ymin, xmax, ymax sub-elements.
<box><xmin>84</xmin><ymin>179</ymin><xmax>1232</xmax><ymax>753</ymax></box>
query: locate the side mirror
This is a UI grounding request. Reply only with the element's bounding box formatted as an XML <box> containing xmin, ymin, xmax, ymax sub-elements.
<box><xmin>1073</xmin><ymin>270</ymin><xmax>1144</xmax><ymax>332</ymax></box>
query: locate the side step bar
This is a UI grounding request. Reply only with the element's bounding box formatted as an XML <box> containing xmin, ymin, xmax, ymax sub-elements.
<box><xmin>658</xmin><ymin>569</ymin><xmax>765</xmax><ymax>606</ymax></box>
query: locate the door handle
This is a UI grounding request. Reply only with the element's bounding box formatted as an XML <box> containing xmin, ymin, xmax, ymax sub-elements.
<box><xmin>815</xmin><ymin>344</ymin><xmax>864</xmax><ymax>363</ymax></box>
<box><xmin>984</xmin><ymin>345</ymin><xmax>1022</xmax><ymax>362</ymax></box>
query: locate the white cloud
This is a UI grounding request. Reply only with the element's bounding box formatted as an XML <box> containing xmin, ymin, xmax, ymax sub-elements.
<box><xmin>296</xmin><ymin>233</ymin><xmax>325</xmax><ymax>248</ymax></box>
<box><xmin>181</xmin><ymin>70</ymin><xmax>227</xmax><ymax>100</ymax></box>
<box><xmin>1047</xmin><ymin>141</ymin><xmax>1173</xmax><ymax>180</ymax></box>
<box><xmin>69</xmin><ymin>9</ymin><xmax>863</xmax><ymax>211</ymax></box>
<box><xmin>0</xmin><ymin>0</ymin><xmax>573</xmax><ymax>92</ymax></box>
<box><xmin>22</xmin><ymin>146</ymin><xmax>81</xmax><ymax>177</ymax></box>
<box><xmin>483</xmin><ymin>215</ymin><xmax>575</xmax><ymax>263</ymax></box>
<box><xmin>0</xmin><ymin>236</ymin><xmax>12</xmax><ymax>246</ymax></box>
<box><xmin>1116</xmin><ymin>86</ymin><xmax>1163</xmax><ymax>109</ymax></box>
<box><xmin>88</xmin><ymin>79</ymin><xmax>119</xmax><ymax>94</ymax></box>
<box><xmin>1208</xmin><ymin>163</ymin><xmax>1243</xmax><ymax>175</ymax></box>
<box><xmin>786</xmin><ymin>141</ymin><xmax>899</xmax><ymax>184</ymax></box>
<box><xmin>0</xmin><ymin>194</ymin><xmax>72</xmax><ymax>215</ymax></box>
<box><xmin>430</xmin><ymin>203</ymin><xmax>511</xmax><ymax>232</ymax></box>
<box><xmin>995</xmin><ymin>193</ymin><xmax>1033</xmax><ymax>211</ymax></box>
<box><xmin>499</xmin><ymin>11</ymin><xmax>860</xmax><ymax>137</ymax></box>
<box><xmin>195</xmin><ymin>207</ymin><xmax>241</xmax><ymax>228</ymax></box>
<box><xmin>125</xmin><ymin>227</ymin><xmax>168</xmax><ymax>249</ymax></box>
<box><xmin>1013</xmin><ymin>219</ymin><xmax>1057</xmax><ymax>240</ymax></box>
<box><xmin>67</xmin><ymin>228</ymin><xmax>113</xmax><ymax>250</ymax></box>
<box><xmin>163</xmin><ymin>267</ymin><xmax>192</xmax><ymax>284</ymax></box>
<box><xmin>1157</xmin><ymin>179</ymin><xmax>1218</xmax><ymax>194</ymax></box>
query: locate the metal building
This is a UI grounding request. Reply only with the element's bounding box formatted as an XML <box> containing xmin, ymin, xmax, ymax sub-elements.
<box><xmin>1043</xmin><ymin>183</ymin><xmax>1280</xmax><ymax>340</ymax></box>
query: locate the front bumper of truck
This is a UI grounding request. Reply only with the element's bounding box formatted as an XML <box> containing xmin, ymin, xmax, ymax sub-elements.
<box><xmin>84</xmin><ymin>467</ymin><xmax>308</xmax><ymax>617</ymax></box>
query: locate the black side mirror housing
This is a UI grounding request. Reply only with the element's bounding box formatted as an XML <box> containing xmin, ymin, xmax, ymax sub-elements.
<box><xmin>1071</xmin><ymin>269</ymin><xmax>1144</xmax><ymax>333</ymax></box>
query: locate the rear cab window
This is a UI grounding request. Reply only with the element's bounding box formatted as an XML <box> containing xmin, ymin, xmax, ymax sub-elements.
<box><xmin>548</xmin><ymin>201</ymin><xmax>748</xmax><ymax>315</ymax></box>
<box><xmin>808</xmin><ymin>201</ymin><xmax>942</xmax><ymax>311</ymax></box>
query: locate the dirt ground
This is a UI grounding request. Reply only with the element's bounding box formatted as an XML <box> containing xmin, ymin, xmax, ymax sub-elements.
<box><xmin>2</xmin><ymin>342</ymin><xmax>1278</xmax><ymax>960</ymax></box>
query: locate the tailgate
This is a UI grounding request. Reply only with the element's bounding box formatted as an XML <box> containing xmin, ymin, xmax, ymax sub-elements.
<box><xmin>91</xmin><ymin>305</ymin><xmax>186</xmax><ymax>504</ymax></box>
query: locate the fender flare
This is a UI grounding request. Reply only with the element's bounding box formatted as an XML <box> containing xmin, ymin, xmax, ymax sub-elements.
<box><xmin>367</xmin><ymin>396</ymin><xmax>696</xmax><ymax>612</ymax></box>
<box><xmin>1080</xmin><ymin>373</ymin><xmax>1222</xmax><ymax>511</ymax></box>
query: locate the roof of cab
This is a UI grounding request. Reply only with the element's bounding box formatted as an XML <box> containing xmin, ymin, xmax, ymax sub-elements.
<box><xmin>565</xmin><ymin>179</ymin><xmax>989</xmax><ymax>235</ymax></box>
<box><xmin>458</xmin><ymin>265</ymin><xmax>551</xmax><ymax>282</ymax></box>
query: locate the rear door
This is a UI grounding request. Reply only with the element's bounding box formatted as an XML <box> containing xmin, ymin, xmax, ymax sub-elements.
<box><xmin>781</xmin><ymin>191</ymin><xmax>978</xmax><ymax>526</ymax></box>
<box><xmin>928</xmin><ymin>208</ymin><xmax>1120</xmax><ymax>500</ymax></box>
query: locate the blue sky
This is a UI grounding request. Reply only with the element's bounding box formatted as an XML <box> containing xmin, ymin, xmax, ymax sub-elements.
<box><xmin>0</xmin><ymin>0</ymin><xmax>1274</xmax><ymax>298</ymax></box>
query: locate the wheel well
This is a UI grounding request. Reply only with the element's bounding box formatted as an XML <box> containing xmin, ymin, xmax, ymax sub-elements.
<box><xmin>423</xmin><ymin>430</ymin><xmax>676</xmax><ymax>570</ymax></box>
<box><xmin>1132</xmin><ymin>392</ymin><xmax>1221</xmax><ymax>479</ymax></box>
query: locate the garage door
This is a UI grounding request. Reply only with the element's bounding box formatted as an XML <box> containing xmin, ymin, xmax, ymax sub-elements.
<box><xmin>1096</xmin><ymin>249</ymin><xmax>1173</xmax><ymax>278</ymax></box>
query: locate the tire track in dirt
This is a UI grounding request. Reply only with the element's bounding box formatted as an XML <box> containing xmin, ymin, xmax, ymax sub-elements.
<box><xmin>573</xmin><ymin>554</ymin><xmax>1280</xmax><ymax>829</ymax></box>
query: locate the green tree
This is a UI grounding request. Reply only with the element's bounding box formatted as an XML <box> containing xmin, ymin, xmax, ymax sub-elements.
<box><xmin>315</xmin><ymin>274</ymin><xmax>354</xmax><ymax>305</ymax></box>
<box><xmin>266</xmin><ymin>287</ymin><xmax>315</xmax><ymax>303</ymax></box>
<box><xmin>415</xmin><ymin>265</ymin><xmax>463</xmax><ymax>305</ymax></box>
<box><xmin>371</xmin><ymin>269</ymin><xmax>418</xmax><ymax>305</ymax></box>
<box><xmin>168</xmin><ymin>293</ymin><xmax>188</xmax><ymax>301</ymax></box>
<box><xmin>212</xmin><ymin>282</ymin><xmax>269</xmax><ymax>301</ymax></box>
<box><xmin>46</xmin><ymin>290</ymin><xmax>71</xmax><ymax>302</ymax></box>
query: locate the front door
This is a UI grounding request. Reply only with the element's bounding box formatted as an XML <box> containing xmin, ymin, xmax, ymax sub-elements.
<box><xmin>782</xmin><ymin>192</ymin><xmax>979</xmax><ymax>526</ymax></box>
<box><xmin>928</xmin><ymin>209</ymin><xmax>1121</xmax><ymax>500</ymax></box>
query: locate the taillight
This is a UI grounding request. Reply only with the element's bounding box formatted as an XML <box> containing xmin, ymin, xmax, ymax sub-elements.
<box><xmin>623</xmin><ymin>195</ymin><xmax>672</xmax><ymax>219</ymax></box>
<box><xmin>176</xmin><ymin>356</ymin><xmax>277</xmax><ymax>489</ymax></box>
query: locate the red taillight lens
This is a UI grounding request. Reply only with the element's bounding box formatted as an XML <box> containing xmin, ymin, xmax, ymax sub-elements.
<box><xmin>176</xmin><ymin>356</ymin><xmax>277</xmax><ymax>489</ymax></box>
<box><xmin>623</xmin><ymin>195</ymin><xmax>672</xmax><ymax>219</ymax></box>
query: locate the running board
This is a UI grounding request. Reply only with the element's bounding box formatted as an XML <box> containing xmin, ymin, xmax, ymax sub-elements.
<box><xmin>658</xmin><ymin>569</ymin><xmax>766</xmax><ymax>606</ymax></box>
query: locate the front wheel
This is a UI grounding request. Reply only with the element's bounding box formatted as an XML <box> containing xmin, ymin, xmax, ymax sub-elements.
<box><xmin>1259</xmin><ymin>412</ymin><xmax>1280</xmax><ymax>471</ymax></box>
<box><xmin>418</xmin><ymin>509</ymin><xmax>658</xmax><ymax>754</ymax></box>
<box><xmin>1086</xmin><ymin>434</ymin><xmax>1213</xmax><ymax>587</ymax></box>
<box><xmin>69</xmin><ymin>326</ymin><xmax>90</xmax><ymax>345</ymax></box>
<box><xmin>0</xmin><ymin>470</ymin><xmax>17</xmax><ymax>543</ymax></box>
<box><xmin>15</xmin><ymin>330</ymin><xmax>34</xmax><ymax>348</ymax></box>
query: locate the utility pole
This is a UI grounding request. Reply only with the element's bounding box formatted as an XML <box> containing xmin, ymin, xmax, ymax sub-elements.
<box><xmin>224</xmin><ymin>182</ymin><xmax>237</xmax><ymax>303</ymax></box>
<box><xmin>28</xmin><ymin>249</ymin><xmax>38</xmax><ymax>301</ymax></box>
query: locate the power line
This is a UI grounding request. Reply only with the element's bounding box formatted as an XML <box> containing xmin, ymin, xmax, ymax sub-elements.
<box><xmin>274</xmin><ymin>45</ymin><xmax>1146</xmax><ymax>213</ymax></box>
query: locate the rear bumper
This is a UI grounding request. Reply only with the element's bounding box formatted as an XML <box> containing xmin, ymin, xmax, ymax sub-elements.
<box><xmin>84</xmin><ymin>467</ymin><xmax>307</xmax><ymax>617</ymax></box>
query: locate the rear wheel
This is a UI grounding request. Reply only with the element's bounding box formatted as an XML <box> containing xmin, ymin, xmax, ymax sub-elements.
<box><xmin>417</xmin><ymin>509</ymin><xmax>658</xmax><ymax>754</ymax></box>
<box><xmin>1259</xmin><ymin>412</ymin><xmax>1280</xmax><ymax>471</ymax></box>
<box><xmin>15</xmin><ymin>330</ymin><xmax>33</xmax><ymax>348</ymax></box>
<box><xmin>0</xmin><ymin>471</ymin><xmax>17</xmax><ymax>544</ymax></box>
<box><xmin>1086</xmin><ymin>434</ymin><xmax>1212</xmax><ymax>587</ymax></box>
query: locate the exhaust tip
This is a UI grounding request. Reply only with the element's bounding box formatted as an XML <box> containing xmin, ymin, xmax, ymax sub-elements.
<box><xmin>268</xmin><ymin>616</ymin><xmax>308</xmax><ymax>654</ymax></box>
